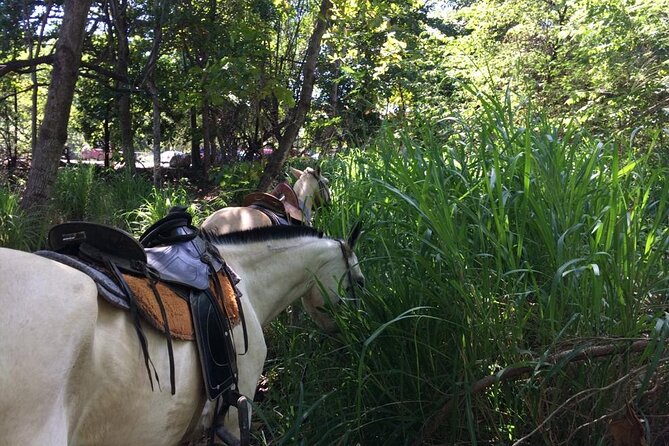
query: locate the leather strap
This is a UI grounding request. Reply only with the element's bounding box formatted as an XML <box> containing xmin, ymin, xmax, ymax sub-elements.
<box><xmin>144</xmin><ymin>268</ymin><xmax>176</xmax><ymax>395</ymax></box>
<box><xmin>106</xmin><ymin>260</ymin><xmax>160</xmax><ymax>391</ymax></box>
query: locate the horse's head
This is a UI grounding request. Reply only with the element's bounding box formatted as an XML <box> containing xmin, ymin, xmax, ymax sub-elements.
<box><xmin>301</xmin><ymin>222</ymin><xmax>364</xmax><ymax>332</ymax></box>
<box><xmin>291</xmin><ymin>166</ymin><xmax>331</xmax><ymax>208</ymax></box>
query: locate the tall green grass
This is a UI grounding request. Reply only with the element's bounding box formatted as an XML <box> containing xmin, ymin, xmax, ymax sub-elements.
<box><xmin>123</xmin><ymin>184</ymin><xmax>202</xmax><ymax>235</ymax></box>
<box><xmin>2</xmin><ymin>166</ymin><xmax>191</xmax><ymax>246</ymax></box>
<box><xmin>52</xmin><ymin>165</ymin><xmax>154</xmax><ymax>229</ymax></box>
<box><xmin>256</xmin><ymin>94</ymin><xmax>669</xmax><ymax>444</ymax></box>
<box><xmin>2</xmin><ymin>163</ymin><xmax>237</xmax><ymax>248</ymax></box>
<box><xmin>0</xmin><ymin>186</ymin><xmax>39</xmax><ymax>250</ymax></box>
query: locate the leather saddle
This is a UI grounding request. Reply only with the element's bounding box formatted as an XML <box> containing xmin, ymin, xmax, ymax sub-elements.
<box><xmin>48</xmin><ymin>221</ymin><xmax>146</xmax><ymax>271</ymax></box>
<box><xmin>242</xmin><ymin>182</ymin><xmax>304</xmax><ymax>225</ymax></box>
<box><xmin>41</xmin><ymin>207</ymin><xmax>243</xmax><ymax>400</ymax></box>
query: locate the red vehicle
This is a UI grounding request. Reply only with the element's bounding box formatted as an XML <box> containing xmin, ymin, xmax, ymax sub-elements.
<box><xmin>80</xmin><ymin>147</ymin><xmax>105</xmax><ymax>161</ymax></box>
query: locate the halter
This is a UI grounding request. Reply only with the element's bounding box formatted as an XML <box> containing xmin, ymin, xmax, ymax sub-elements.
<box><xmin>338</xmin><ymin>240</ymin><xmax>360</xmax><ymax>308</ymax></box>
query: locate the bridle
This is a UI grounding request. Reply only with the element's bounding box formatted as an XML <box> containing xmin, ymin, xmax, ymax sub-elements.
<box><xmin>338</xmin><ymin>240</ymin><xmax>361</xmax><ymax>308</ymax></box>
<box><xmin>309</xmin><ymin>170</ymin><xmax>331</xmax><ymax>207</ymax></box>
<box><xmin>297</xmin><ymin>171</ymin><xmax>330</xmax><ymax>225</ymax></box>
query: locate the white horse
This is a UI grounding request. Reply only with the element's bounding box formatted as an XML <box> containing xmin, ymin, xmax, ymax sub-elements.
<box><xmin>0</xmin><ymin>224</ymin><xmax>363</xmax><ymax>446</ymax></box>
<box><xmin>201</xmin><ymin>166</ymin><xmax>331</xmax><ymax>235</ymax></box>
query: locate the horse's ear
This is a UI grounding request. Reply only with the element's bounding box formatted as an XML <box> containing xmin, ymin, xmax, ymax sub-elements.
<box><xmin>348</xmin><ymin>221</ymin><xmax>363</xmax><ymax>249</ymax></box>
<box><xmin>315</xmin><ymin>164</ymin><xmax>322</xmax><ymax>177</ymax></box>
<box><xmin>290</xmin><ymin>167</ymin><xmax>304</xmax><ymax>179</ymax></box>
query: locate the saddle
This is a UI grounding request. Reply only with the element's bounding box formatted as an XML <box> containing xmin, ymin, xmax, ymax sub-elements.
<box><xmin>38</xmin><ymin>207</ymin><xmax>245</xmax><ymax>401</ymax></box>
<box><xmin>242</xmin><ymin>182</ymin><xmax>304</xmax><ymax>225</ymax></box>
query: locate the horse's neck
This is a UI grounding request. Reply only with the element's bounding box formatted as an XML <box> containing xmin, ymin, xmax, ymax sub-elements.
<box><xmin>292</xmin><ymin>176</ymin><xmax>315</xmax><ymax>222</ymax></box>
<box><xmin>218</xmin><ymin>237</ymin><xmax>335</xmax><ymax>325</ymax></box>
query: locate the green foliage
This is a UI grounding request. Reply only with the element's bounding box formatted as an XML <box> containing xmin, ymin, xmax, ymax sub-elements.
<box><xmin>0</xmin><ymin>186</ymin><xmax>39</xmax><ymax>250</ymax></box>
<box><xmin>256</xmin><ymin>94</ymin><xmax>669</xmax><ymax>444</ymax></box>
<box><xmin>311</xmin><ymin>0</ymin><xmax>436</xmax><ymax>146</ymax></box>
<box><xmin>3</xmin><ymin>0</ymin><xmax>668</xmax><ymax>170</ymax></box>
<box><xmin>432</xmin><ymin>0</ymin><xmax>669</xmax><ymax>137</ymax></box>
<box><xmin>52</xmin><ymin>165</ymin><xmax>153</xmax><ymax>229</ymax></box>
<box><xmin>2</xmin><ymin>89</ymin><xmax>669</xmax><ymax>443</ymax></box>
<box><xmin>122</xmin><ymin>183</ymin><xmax>198</xmax><ymax>236</ymax></box>
<box><xmin>4</xmin><ymin>166</ymin><xmax>201</xmax><ymax>245</ymax></box>
<box><xmin>208</xmin><ymin>161</ymin><xmax>264</xmax><ymax>206</ymax></box>
<box><xmin>53</xmin><ymin>165</ymin><xmax>101</xmax><ymax>221</ymax></box>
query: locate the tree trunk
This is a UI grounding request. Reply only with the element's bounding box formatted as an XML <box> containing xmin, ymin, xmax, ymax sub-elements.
<box><xmin>141</xmin><ymin>3</ymin><xmax>164</xmax><ymax>186</ymax></box>
<box><xmin>257</xmin><ymin>0</ymin><xmax>332</xmax><ymax>191</ymax></box>
<box><xmin>315</xmin><ymin>58</ymin><xmax>341</xmax><ymax>155</ymax></box>
<box><xmin>103</xmin><ymin>104</ymin><xmax>111</xmax><ymax>168</ymax></box>
<box><xmin>20</xmin><ymin>0</ymin><xmax>92</xmax><ymax>215</ymax></box>
<box><xmin>201</xmin><ymin>102</ymin><xmax>213</xmax><ymax>174</ymax></box>
<box><xmin>11</xmin><ymin>88</ymin><xmax>18</xmax><ymax>171</ymax></box>
<box><xmin>23</xmin><ymin>0</ymin><xmax>53</xmax><ymax>156</ymax></box>
<box><xmin>22</xmin><ymin>0</ymin><xmax>38</xmax><ymax>155</ymax></box>
<box><xmin>110</xmin><ymin>0</ymin><xmax>135</xmax><ymax>171</ymax></box>
<box><xmin>147</xmin><ymin>79</ymin><xmax>161</xmax><ymax>186</ymax></box>
<box><xmin>190</xmin><ymin>107</ymin><xmax>201</xmax><ymax>169</ymax></box>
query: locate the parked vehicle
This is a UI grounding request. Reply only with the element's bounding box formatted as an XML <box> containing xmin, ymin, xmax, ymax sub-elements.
<box><xmin>160</xmin><ymin>150</ymin><xmax>190</xmax><ymax>168</ymax></box>
<box><xmin>80</xmin><ymin>147</ymin><xmax>105</xmax><ymax>161</ymax></box>
<box><xmin>169</xmin><ymin>152</ymin><xmax>191</xmax><ymax>168</ymax></box>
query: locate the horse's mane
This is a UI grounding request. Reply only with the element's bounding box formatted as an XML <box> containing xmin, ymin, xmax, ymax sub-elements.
<box><xmin>201</xmin><ymin>225</ymin><xmax>325</xmax><ymax>246</ymax></box>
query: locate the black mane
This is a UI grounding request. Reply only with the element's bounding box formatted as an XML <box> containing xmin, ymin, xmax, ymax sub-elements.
<box><xmin>201</xmin><ymin>224</ymin><xmax>326</xmax><ymax>245</ymax></box>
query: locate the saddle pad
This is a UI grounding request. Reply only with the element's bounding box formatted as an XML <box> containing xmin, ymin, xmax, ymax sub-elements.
<box><xmin>122</xmin><ymin>272</ymin><xmax>240</xmax><ymax>341</ymax></box>
<box><xmin>35</xmin><ymin>250</ymin><xmax>131</xmax><ymax>310</ymax></box>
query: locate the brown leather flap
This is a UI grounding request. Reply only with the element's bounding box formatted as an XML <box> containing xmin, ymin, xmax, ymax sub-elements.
<box><xmin>242</xmin><ymin>182</ymin><xmax>304</xmax><ymax>223</ymax></box>
<box><xmin>243</xmin><ymin>192</ymin><xmax>284</xmax><ymax>213</ymax></box>
<box><xmin>271</xmin><ymin>182</ymin><xmax>300</xmax><ymax>209</ymax></box>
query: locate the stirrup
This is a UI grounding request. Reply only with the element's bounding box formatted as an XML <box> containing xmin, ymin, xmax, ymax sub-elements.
<box><xmin>214</xmin><ymin>390</ymin><xmax>251</xmax><ymax>446</ymax></box>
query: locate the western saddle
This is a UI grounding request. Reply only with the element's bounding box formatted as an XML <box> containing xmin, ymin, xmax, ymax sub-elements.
<box><xmin>242</xmin><ymin>182</ymin><xmax>305</xmax><ymax>225</ymax></box>
<box><xmin>36</xmin><ymin>206</ymin><xmax>251</xmax><ymax>446</ymax></box>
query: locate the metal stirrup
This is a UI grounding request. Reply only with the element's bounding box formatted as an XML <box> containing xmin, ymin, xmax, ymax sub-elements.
<box><xmin>214</xmin><ymin>389</ymin><xmax>251</xmax><ymax>446</ymax></box>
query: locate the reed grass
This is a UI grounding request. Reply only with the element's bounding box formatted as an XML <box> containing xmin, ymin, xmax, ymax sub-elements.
<box><xmin>122</xmin><ymin>184</ymin><xmax>198</xmax><ymax>236</ymax></box>
<box><xmin>0</xmin><ymin>186</ymin><xmax>39</xmax><ymax>250</ymax></box>
<box><xmin>257</xmin><ymin>93</ymin><xmax>669</xmax><ymax>444</ymax></box>
<box><xmin>52</xmin><ymin>165</ymin><xmax>154</xmax><ymax>229</ymax></box>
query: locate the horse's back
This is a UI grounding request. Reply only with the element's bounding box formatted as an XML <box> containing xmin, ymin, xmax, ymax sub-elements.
<box><xmin>201</xmin><ymin>206</ymin><xmax>272</xmax><ymax>235</ymax></box>
<box><xmin>0</xmin><ymin>248</ymin><xmax>207</xmax><ymax>445</ymax></box>
<box><xmin>0</xmin><ymin>247</ymin><xmax>99</xmax><ymax>445</ymax></box>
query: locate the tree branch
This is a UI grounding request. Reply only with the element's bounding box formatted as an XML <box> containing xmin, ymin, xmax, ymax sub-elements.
<box><xmin>0</xmin><ymin>85</ymin><xmax>48</xmax><ymax>102</ymax></box>
<box><xmin>0</xmin><ymin>54</ymin><xmax>128</xmax><ymax>85</ymax></box>
<box><xmin>0</xmin><ymin>55</ymin><xmax>54</xmax><ymax>77</ymax></box>
<box><xmin>80</xmin><ymin>61</ymin><xmax>127</xmax><ymax>83</ymax></box>
<box><xmin>412</xmin><ymin>339</ymin><xmax>654</xmax><ymax>445</ymax></box>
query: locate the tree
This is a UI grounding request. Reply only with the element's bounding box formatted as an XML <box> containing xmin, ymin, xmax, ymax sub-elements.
<box><xmin>143</xmin><ymin>0</ymin><xmax>167</xmax><ymax>185</ymax></box>
<box><xmin>1</xmin><ymin>1</ymin><xmax>59</xmax><ymax>171</ymax></box>
<box><xmin>435</xmin><ymin>0</ymin><xmax>669</xmax><ymax>136</ymax></box>
<box><xmin>302</xmin><ymin>0</ymin><xmax>445</xmax><ymax>148</ymax></box>
<box><xmin>20</xmin><ymin>0</ymin><xmax>92</xmax><ymax>215</ymax></box>
<box><xmin>257</xmin><ymin>0</ymin><xmax>333</xmax><ymax>191</ymax></box>
<box><xmin>22</xmin><ymin>0</ymin><xmax>54</xmax><ymax>155</ymax></box>
<box><xmin>109</xmin><ymin>0</ymin><xmax>136</xmax><ymax>170</ymax></box>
